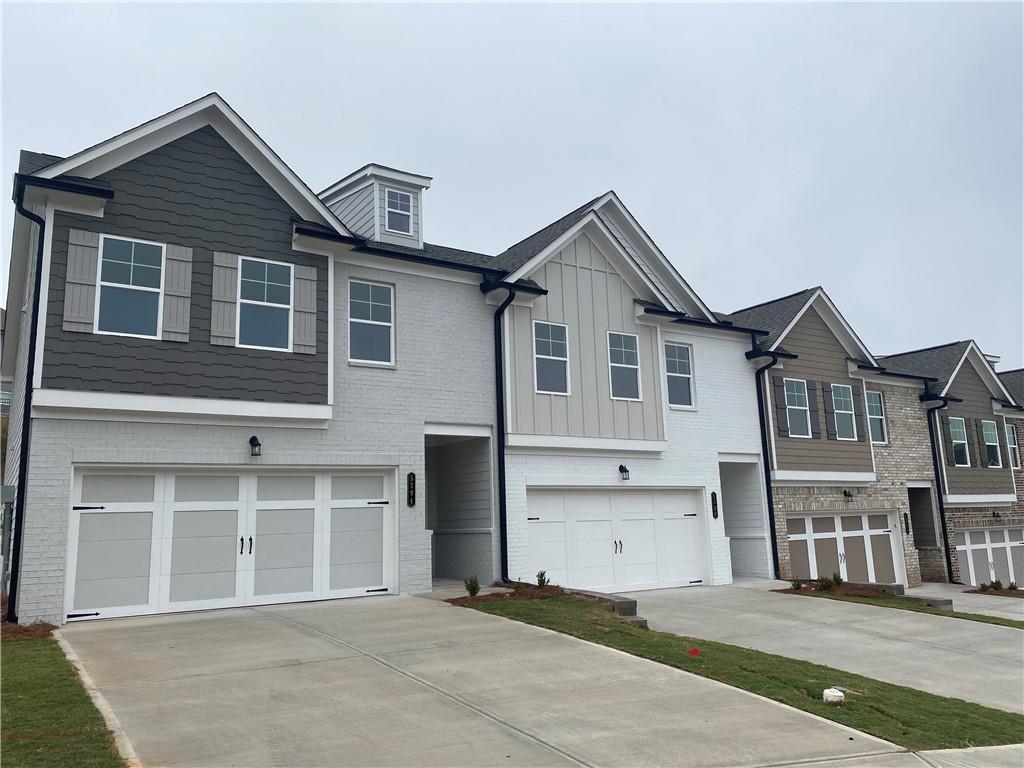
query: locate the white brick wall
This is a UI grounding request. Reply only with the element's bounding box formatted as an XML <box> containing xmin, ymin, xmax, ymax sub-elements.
<box><xmin>505</xmin><ymin>328</ymin><xmax>769</xmax><ymax>587</ymax></box>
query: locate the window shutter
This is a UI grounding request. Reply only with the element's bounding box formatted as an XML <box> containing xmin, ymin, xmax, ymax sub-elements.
<box><xmin>211</xmin><ymin>252</ymin><xmax>239</xmax><ymax>346</ymax></box>
<box><xmin>851</xmin><ymin>387</ymin><xmax>867</xmax><ymax>442</ymax></box>
<box><xmin>975</xmin><ymin>420</ymin><xmax>989</xmax><ymax>467</ymax></box>
<box><xmin>292</xmin><ymin>264</ymin><xmax>317</xmax><ymax>355</ymax></box>
<box><xmin>62</xmin><ymin>229</ymin><xmax>100</xmax><ymax>332</ymax></box>
<box><xmin>161</xmin><ymin>245</ymin><xmax>192</xmax><ymax>342</ymax></box>
<box><xmin>941</xmin><ymin>415</ymin><xmax>956</xmax><ymax>467</ymax></box>
<box><xmin>965</xmin><ymin>418</ymin><xmax>981</xmax><ymax>468</ymax></box>
<box><xmin>805</xmin><ymin>380</ymin><xmax>821</xmax><ymax>439</ymax></box>
<box><xmin>772</xmin><ymin>377</ymin><xmax>789</xmax><ymax>437</ymax></box>
<box><xmin>822</xmin><ymin>383</ymin><xmax>837</xmax><ymax>440</ymax></box>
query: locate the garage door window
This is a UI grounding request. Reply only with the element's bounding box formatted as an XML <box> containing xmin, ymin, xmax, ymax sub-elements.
<box><xmin>608</xmin><ymin>332</ymin><xmax>641</xmax><ymax>401</ymax></box>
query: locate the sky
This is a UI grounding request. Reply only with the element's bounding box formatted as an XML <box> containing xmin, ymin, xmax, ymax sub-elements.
<box><xmin>3</xmin><ymin>2</ymin><xmax>1022</xmax><ymax>368</ymax></box>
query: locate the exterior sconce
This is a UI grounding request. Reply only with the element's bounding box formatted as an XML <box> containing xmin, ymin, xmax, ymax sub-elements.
<box><xmin>618</xmin><ymin>464</ymin><xmax>630</xmax><ymax>481</ymax></box>
<box><xmin>992</xmin><ymin>510</ymin><xmax>1002</xmax><ymax>521</ymax></box>
<box><xmin>842</xmin><ymin>489</ymin><xmax>853</xmax><ymax>501</ymax></box>
<box><xmin>249</xmin><ymin>435</ymin><xmax>262</xmax><ymax>457</ymax></box>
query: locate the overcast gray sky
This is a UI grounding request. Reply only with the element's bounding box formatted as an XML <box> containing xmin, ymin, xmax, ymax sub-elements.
<box><xmin>3</xmin><ymin>2</ymin><xmax>1021</xmax><ymax>367</ymax></box>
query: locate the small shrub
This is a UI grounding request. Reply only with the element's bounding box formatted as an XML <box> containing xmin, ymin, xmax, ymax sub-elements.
<box><xmin>536</xmin><ymin>570</ymin><xmax>549</xmax><ymax>587</ymax></box>
<box><xmin>832</xmin><ymin>571</ymin><xmax>844</xmax><ymax>588</ymax></box>
<box><xmin>1009</xmin><ymin>582</ymin><xmax>1018</xmax><ymax>591</ymax></box>
<box><xmin>464</xmin><ymin>575</ymin><xmax>480</xmax><ymax>597</ymax></box>
<box><xmin>815</xmin><ymin>576</ymin><xmax>835</xmax><ymax>592</ymax></box>
<box><xmin>992</xmin><ymin>579</ymin><xmax>1003</xmax><ymax>591</ymax></box>
<box><xmin>790</xmin><ymin>579</ymin><xmax>803</xmax><ymax>590</ymax></box>
<box><xmin>979</xmin><ymin>582</ymin><xmax>990</xmax><ymax>592</ymax></box>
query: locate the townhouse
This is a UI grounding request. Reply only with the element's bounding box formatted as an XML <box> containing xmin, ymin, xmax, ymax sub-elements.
<box><xmin>2</xmin><ymin>94</ymin><xmax>774</xmax><ymax>625</ymax></box>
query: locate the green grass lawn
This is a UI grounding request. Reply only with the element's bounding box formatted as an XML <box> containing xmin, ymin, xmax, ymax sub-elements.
<box><xmin>467</xmin><ymin>595</ymin><xmax>1024</xmax><ymax>751</ymax></box>
<box><xmin>2</xmin><ymin>634</ymin><xmax>124</xmax><ymax>768</ymax></box>
<box><xmin>786</xmin><ymin>590</ymin><xmax>1024</xmax><ymax>630</ymax></box>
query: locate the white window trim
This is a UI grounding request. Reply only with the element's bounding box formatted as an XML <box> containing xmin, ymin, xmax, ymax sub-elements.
<box><xmin>93</xmin><ymin>234</ymin><xmax>166</xmax><ymax>340</ymax></box>
<box><xmin>980</xmin><ymin>419</ymin><xmax>1002</xmax><ymax>468</ymax></box>
<box><xmin>235</xmin><ymin>256</ymin><xmax>294</xmax><ymax>353</ymax></box>
<box><xmin>607</xmin><ymin>331</ymin><xmax>642</xmax><ymax>402</ymax></box>
<box><xmin>384</xmin><ymin>187</ymin><xmax>413</xmax><ymax>236</ymax></box>
<box><xmin>949</xmin><ymin>416</ymin><xmax>971</xmax><ymax>467</ymax></box>
<box><xmin>1006</xmin><ymin>423</ymin><xmax>1020</xmax><ymax>470</ymax></box>
<box><xmin>664</xmin><ymin>341</ymin><xmax>695</xmax><ymax>410</ymax></box>
<box><xmin>533</xmin><ymin>320</ymin><xmax>570</xmax><ymax>396</ymax></box>
<box><xmin>783</xmin><ymin>378</ymin><xmax>812</xmax><ymax>439</ymax></box>
<box><xmin>866</xmin><ymin>390</ymin><xmax>887</xmax><ymax>445</ymax></box>
<box><xmin>831</xmin><ymin>383</ymin><xmax>857</xmax><ymax>441</ymax></box>
<box><xmin>348</xmin><ymin>278</ymin><xmax>395</xmax><ymax>366</ymax></box>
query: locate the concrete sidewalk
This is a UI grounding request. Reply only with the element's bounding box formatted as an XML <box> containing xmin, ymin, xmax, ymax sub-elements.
<box><xmin>907</xmin><ymin>582</ymin><xmax>1024</xmax><ymax>622</ymax></box>
<box><xmin>626</xmin><ymin>580</ymin><xmax>1024</xmax><ymax>713</ymax></box>
<box><xmin>62</xmin><ymin>594</ymin><xmax>902</xmax><ymax>768</ymax></box>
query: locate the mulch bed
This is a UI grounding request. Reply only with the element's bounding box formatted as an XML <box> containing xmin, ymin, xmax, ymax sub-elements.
<box><xmin>773</xmin><ymin>584</ymin><xmax>892</xmax><ymax>598</ymax></box>
<box><xmin>446</xmin><ymin>585</ymin><xmax>566</xmax><ymax>605</ymax></box>
<box><xmin>1</xmin><ymin>621</ymin><xmax>56</xmax><ymax>641</ymax></box>
<box><xmin>965</xmin><ymin>588</ymin><xmax>1024</xmax><ymax>598</ymax></box>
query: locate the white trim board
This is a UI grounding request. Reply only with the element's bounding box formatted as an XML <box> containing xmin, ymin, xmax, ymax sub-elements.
<box><xmin>771</xmin><ymin>470</ymin><xmax>877</xmax><ymax>483</ymax></box>
<box><xmin>506</xmin><ymin>434</ymin><xmax>668</xmax><ymax>453</ymax></box>
<box><xmin>943</xmin><ymin>494</ymin><xmax>1016</xmax><ymax>505</ymax></box>
<box><xmin>424</xmin><ymin>423</ymin><xmax>492</xmax><ymax>437</ymax></box>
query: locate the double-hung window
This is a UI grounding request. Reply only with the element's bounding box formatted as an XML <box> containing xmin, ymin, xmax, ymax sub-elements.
<box><xmin>96</xmin><ymin>235</ymin><xmax>164</xmax><ymax>338</ymax></box>
<box><xmin>608</xmin><ymin>332</ymin><xmax>641</xmax><ymax>400</ymax></box>
<box><xmin>866</xmin><ymin>391</ymin><xmax>887</xmax><ymax>444</ymax></box>
<box><xmin>665</xmin><ymin>343</ymin><xmax>693</xmax><ymax>407</ymax></box>
<box><xmin>1006</xmin><ymin>424</ymin><xmax>1021</xmax><ymax>470</ymax></box>
<box><xmin>831</xmin><ymin>384</ymin><xmax>857</xmax><ymax>440</ymax></box>
<box><xmin>349</xmin><ymin>280</ymin><xmax>394</xmax><ymax>363</ymax></box>
<box><xmin>385</xmin><ymin>189</ymin><xmax>412</xmax><ymax>234</ymax></box>
<box><xmin>981</xmin><ymin>420</ymin><xmax>1002</xmax><ymax>468</ymax></box>
<box><xmin>534</xmin><ymin>321</ymin><xmax>569</xmax><ymax>395</ymax></box>
<box><xmin>949</xmin><ymin>417</ymin><xmax>970</xmax><ymax>466</ymax></box>
<box><xmin>238</xmin><ymin>258</ymin><xmax>292</xmax><ymax>350</ymax></box>
<box><xmin>784</xmin><ymin>379</ymin><xmax>811</xmax><ymax>438</ymax></box>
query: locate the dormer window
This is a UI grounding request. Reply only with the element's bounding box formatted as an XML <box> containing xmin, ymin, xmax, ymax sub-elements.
<box><xmin>385</xmin><ymin>189</ymin><xmax>412</xmax><ymax>234</ymax></box>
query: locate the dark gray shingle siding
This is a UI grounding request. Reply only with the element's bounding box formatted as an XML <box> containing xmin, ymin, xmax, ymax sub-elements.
<box><xmin>42</xmin><ymin>126</ymin><xmax>329</xmax><ymax>404</ymax></box>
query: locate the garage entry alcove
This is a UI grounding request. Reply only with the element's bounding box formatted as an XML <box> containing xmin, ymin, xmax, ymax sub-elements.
<box><xmin>525</xmin><ymin>488</ymin><xmax>707</xmax><ymax>592</ymax></box>
<box><xmin>65</xmin><ymin>468</ymin><xmax>396</xmax><ymax>621</ymax></box>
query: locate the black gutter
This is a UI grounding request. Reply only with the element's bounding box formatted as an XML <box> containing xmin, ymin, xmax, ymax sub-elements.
<box><xmin>747</xmin><ymin>341</ymin><xmax>784</xmax><ymax>579</ymax></box>
<box><xmin>479</xmin><ymin>278</ymin><xmax>547</xmax><ymax>296</ymax></box>
<box><xmin>6</xmin><ymin>180</ymin><xmax>51</xmax><ymax>622</ymax></box>
<box><xmin>922</xmin><ymin>393</ymin><xmax>958</xmax><ymax>584</ymax></box>
<box><xmin>855</xmin><ymin>362</ymin><xmax>939</xmax><ymax>383</ymax></box>
<box><xmin>13</xmin><ymin>173</ymin><xmax>114</xmax><ymax>201</ymax></box>
<box><xmin>482</xmin><ymin>282</ymin><xmax>518</xmax><ymax>582</ymax></box>
<box><xmin>641</xmin><ymin>306</ymin><xmax>769</xmax><ymax>337</ymax></box>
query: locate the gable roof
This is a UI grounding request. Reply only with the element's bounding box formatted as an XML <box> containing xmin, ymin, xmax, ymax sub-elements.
<box><xmin>491</xmin><ymin>195</ymin><xmax>603</xmax><ymax>272</ymax></box>
<box><xmin>879</xmin><ymin>340</ymin><xmax>1014</xmax><ymax>402</ymax></box>
<box><xmin>721</xmin><ymin>287</ymin><xmax>818</xmax><ymax>351</ymax></box>
<box><xmin>19</xmin><ymin>150</ymin><xmax>64</xmax><ymax>175</ymax></box>
<box><xmin>997</xmin><ymin>369</ymin><xmax>1024</xmax><ymax>407</ymax></box>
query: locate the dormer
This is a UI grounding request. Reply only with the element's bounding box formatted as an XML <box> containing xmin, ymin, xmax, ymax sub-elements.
<box><xmin>320</xmin><ymin>164</ymin><xmax>431</xmax><ymax>249</ymax></box>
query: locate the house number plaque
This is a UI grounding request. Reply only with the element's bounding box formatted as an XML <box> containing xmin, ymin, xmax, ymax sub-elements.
<box><xmin>407</xmin><ymin>472</ymin><xmax>416</xmax><ymax>507</ymax></box>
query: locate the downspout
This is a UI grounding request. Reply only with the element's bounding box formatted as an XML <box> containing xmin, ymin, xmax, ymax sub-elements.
<box><xmin>749</xmin><ymin>338</ymin><xmax>781</xmax><ymax>579</ymax></box>
<box><xmin>492</xmin><ymin>285</ymin><xmax>517</xmax><ymax>582</ymax></box>
<box><xmin>6</xmin><ymin>184</ymin><xmax>46</xmax><ymax>623</ymax></box>
<box><xmin>924</xmin><ymin>395</ymin><xmax>958</xmax><ymax>583</ymax></box>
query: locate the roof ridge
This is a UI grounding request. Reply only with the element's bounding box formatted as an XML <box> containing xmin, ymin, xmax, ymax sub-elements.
<box><xmin>877</xmin><ymin>339</ymin><xmax>971</xmax><ymax>360</ymax></box>
<box><xmin>497</xmin><ymin>194</ymin><xmax>602</xmax><ymax>257</ymax></box>
<box><xmin>997</xmin><ymin>367</ymin><xmax>1024</xmax><ymax>375</ymax></box>
<box><xmin>727</xmin><ymin>286</ymin><xmax>819</xmax><ymax>315</ymax></box>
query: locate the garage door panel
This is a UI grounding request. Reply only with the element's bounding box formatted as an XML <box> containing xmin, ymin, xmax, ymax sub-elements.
<box><xmin>256</xmin><ymin>507</ymin><xmax>315</xmax><ymax>535</ymax></box>
<box><xmin>79</xmin><ymin>511</ymin><xmax>153</xmax><ymax>541</ymax></box>
<box><xmin>81</xmin><ymin>475</ymin><xmax>155</xmax><ymax>503</ymax></box>
<box><xmin>76</xmin><ymin>539</ymin><xmax>152</xmax><ymax>580</ymax></box>
<box><xmin>169</xmin><ymin>571</ymin><xmax>236</xmax><ymax>604</ymax></box>
<box><xmin>256</xmin><ymin>475</ymin><xmax>315</xmax><ymax>501</ymax></box>
<box><xmin>992</xmin><ymin>548</ymin><xmax>1011</xmax><ymax>585</ymax></box>
<box><xmin>843</xmin><ymin>536</ymin><xmax>869</xmax><ymax>583</ymax></box>
<box><xmin>74</xmin><ymin>576</ymin><xmax>151</xmax><ymax>611</ymax></box>
<box><xmin>255</xmin><ymin>532</ymin><xmax>315</xmax><ymax>570</ymax></box>
<box><xmin>255</xmin><ymin>566</ymin><xmax>314</xmax><ymax>597</ymax></box>
<box><xmin>970</xmin><ymin>548</ymin><xmax>991</xmax><ymax>585</ymax></box>
<box><xmin>1011</xmin><ymin>547</ymin><xmax>1023</xmax><ymax>583</ymax></box>
<box><xmin>330</xmin><ymin>562</ymin><xmax>384</xmax><ymax>591</ymax></box>
<box><xmin>172</xmin><ymin>508</ymin><xmax>239</xmax><ymax>538</ymax></box>
<box><xmin>174</xmin><ymin>475</ymin><xmax>239</xmax><ymax>503</ymax></box>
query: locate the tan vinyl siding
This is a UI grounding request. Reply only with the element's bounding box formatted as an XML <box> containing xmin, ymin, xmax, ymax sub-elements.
<box><xmin>507</xmin><ymin>232</ymin><xmax>664</xmax><ymax>441</ymax></box>
<box><xmin>943</xmin><ymin>362</ymin><xmax>1015</xmax><ymax>495</ymax></box>
<box><xmin>770</xmin><ymin>305</ymin><xmax>873</xmax><ymax>472</ymax></box>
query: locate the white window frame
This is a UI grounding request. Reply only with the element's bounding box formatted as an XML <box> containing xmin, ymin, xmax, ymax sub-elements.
<box><xmin>348</xmin><ymin>278</ymin><xmax>395</xmax><ymax>366</ymax></box>
<box><xmin>93</xmin><ymin>234</ymin><xmax>166</xmax><ymax>340</ymax></box>
<box><xmin>1006</xmin><ymin>423</ymin><xmax>1020</xmax><ymax>470</ymax></box>
<box><xmin>866</xmin><ymin>390</ymin><xmax>887</xmax><ymax>444</ymax></box>
<box><xmin>384</xmin><ymin>187</ymin><xmax>413</xmax><ymax>235</ymax></box>
<box><xmin>783</xmin><ymin>378</ymin><xmax>812</xmax><ymax>439</ymax></box>
<box><xmin>664</xmin><ymin>342</ymin><xmax>695</xmax><ymax>409</ymax></box>
<box><xmin>831</xmin><ymin>383</ymin><xmax>857</xmax><ymax>441</ymax></box>
<box><xmin>607</xmin><ymin>331</ymin><xmax>642</xmax><ymax>402</ymax></box>
<box><xmin>949</xmin><ymin>416</ymin><xmax>970</xmax><ymax>467</ymax></box>
<box><xmin>533</xmin><ymin>320</ymin><xmax>570</xmax><ymax>396</ymax></box>
<box><xmin>980</xmin><ymin>419</ymin><xmax>1002</xmax><ymax>468</ymax></box>
<box><xmin>235</xmin><ymin>256</ymin><xmax>294</xmax><ymax>353</ymax></box>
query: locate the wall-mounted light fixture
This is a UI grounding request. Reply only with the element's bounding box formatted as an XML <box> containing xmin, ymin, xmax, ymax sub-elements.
<box><xmin>249</xmin><ymin>435</ymin><xmax>262</xmax><ymax>457</ymax></box>
<box><xmin>992</xmin><ymin>510</ymin><xmax>1002</xmax><ymax>521</ymax></box>
<box><xmin>618</xmin><ymin>464</ymin><xmax>630</xmax><ymax>481</ymax></box>
<box><xmin>842</xmin><ymin>489</ymin><xmax>853</xmax><ymax>501</ymax></box>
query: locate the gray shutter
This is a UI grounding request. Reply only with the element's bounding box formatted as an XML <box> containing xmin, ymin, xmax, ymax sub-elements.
<box><xmin>772</xmin><ymin>377</ymin><xmax>789</xmax><ymax>437</ymax></box>
<box><xmin>965</xmin><ymin>418</ymin><xmax>980</xmax><ymax>467</ymax></box>
<box><xmin>976</xmin><ymin>420</ymin><xmax>989</xmax><ymax>467</ymax></box>
<box><xmin>211</xmin><ymin>252</ymin><xmax>239</xmax><ymax>346</ymax></box>
<box><xmin>63</xmin><ymin>229</ymin><xmax>100</xmax><ymax>332</ymax></box>
<box><xmin>822</xmin><ymin>383</ymin><xmax>838</xmax><ymax>440</ymax></box>
<box><xmin>851</xmin><ymin>387</ymin><xmax>867</xmax><ymax>442</ymax></box>
<box><xmin>161</xmin><ymin>245</ymin><xmax>193</xmax><ymax>342</ymax></box>
<box><xmin>292</xmin><ymin>264</ymin><xmax>317</xmax><ymax>355</ymax></box>
<box><xmin>941</xmin><ymin>415</ymin><xmax>956</xmax><ymax>467</ymax></box>
<box><xmin>806</xmin><ymin>380</ymin><xmax>821</xmax><ymax>439</ymax></box>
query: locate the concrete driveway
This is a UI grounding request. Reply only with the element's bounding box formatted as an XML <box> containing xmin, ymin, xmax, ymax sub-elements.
<box><xmin>625</xmin><ymin>580</ymin><xmax>1024</xmax><ymax>714</ymax></box>
<box><xmin>60</xmin><ymin>595</ymin><xmax>903</xmax><ymax>768</ymax></box>
<box><xmin>906</xmin><ymin>582</ymin><xmax>1024</xmax><ymax>622</ymax></box>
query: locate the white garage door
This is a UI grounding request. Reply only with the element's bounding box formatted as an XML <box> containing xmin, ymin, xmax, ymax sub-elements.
<box><xmin>525</xmin><ymin>489</ymin><xmax>705</xmax><ymax>592</ymax></box>
<box><xmin>954</xmin><ymin>527</ymin><xmax>1024</xmax><ymax>586</ymax></box>
<box><xmin>66</xmin><ymin>469</ymin><xmax>394</xmax><ymax>621</ymax></box>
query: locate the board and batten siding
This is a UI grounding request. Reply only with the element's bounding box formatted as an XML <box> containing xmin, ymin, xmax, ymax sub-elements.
<box><xmin>507</xmin><ymin>232</ymin><xmax>665</xmax><ymax>442</ymax></box>
<box><xmin>376</xmin><ymin>183</ymin><xmax>420</xmax><ymax>246</ymax></box>
<box><xmin>942</xmin><ymin>362</ymin><xmax>1014</xmax><ymax>495</ymax></box>
<box><xmin>42</xmin><ymin>126</ymin><xmax>331</xmax><ymax>404</ymax></box>
<box><xmin>329</xmin><ymin>185</ymin><xmax>375</xmax><ymax>239</ymax></box>
<box><xmin>769</xmin><ymin>305</ymin><xmax>873</xmax><ymax>472</ymax></box>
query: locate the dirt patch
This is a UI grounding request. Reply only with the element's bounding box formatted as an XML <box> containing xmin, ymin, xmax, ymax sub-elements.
<box><xmin>965</xmin><ymin>588</ymin><xmax>1024</xmax><ymax>599</ymax></box>
<box><xmin>1</xmin><ymin>621</ymin><xmax>56</xmax><ymax>641</ymax></box>
<box><xmin>447</xmin><ymin>585</ymin><xmax>566</xmax><ymax>605</ymax></box>
<box><xmin>773</xmin><ymin>584</ymin><xmax>894</xmax><ymax>598</ymax></box>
